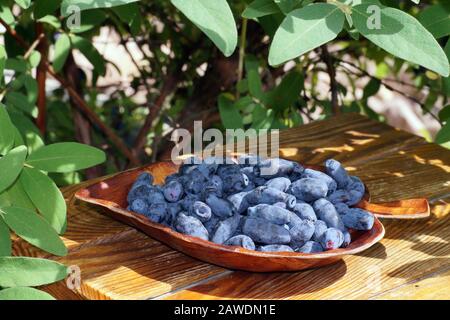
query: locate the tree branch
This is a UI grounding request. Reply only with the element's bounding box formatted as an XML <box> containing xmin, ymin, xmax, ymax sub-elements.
<box><xmin>321</xmin><ymin>45</ymin><xmax>340</xmax><ymax>115</ymax></box>
<box><xmin>35</xmin><ymin>23</ymin><xmax>48</xmax><ymax>134</ymax></box>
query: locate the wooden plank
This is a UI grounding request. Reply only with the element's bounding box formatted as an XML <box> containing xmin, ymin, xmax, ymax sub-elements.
<box><xmin>162</xmin><ymin>201</ymin><xmax>450</xmax><ymax>300</ymax></box>
<box><xmin>372</xmin><ymin>268</ymin><xmax>450</xmax><ymax>299</ymax></box>
<box><xmin>277</xmin><ymin>113</ymin><xmax>426</xmax><ymax>166</ymax></box>
<box><xmin>44</xmin><ymin>230</ymin><xmax>227</xmax><ymax>300</ymax></box>
<box><xmin>13</xmin><ymin>113</ymin><xmax>450</xmax><ymax>300</ymax></box>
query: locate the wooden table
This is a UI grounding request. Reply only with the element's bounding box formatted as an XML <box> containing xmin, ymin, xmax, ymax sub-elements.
<box><xmin>15</xmin><ymin>113</ymin><xmax>450</xmax><ymax>300</ymax></box>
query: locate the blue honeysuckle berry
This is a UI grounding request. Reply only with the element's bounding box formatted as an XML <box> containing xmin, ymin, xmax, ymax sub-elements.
<box><xmin>264</xmin><ymin>177</ymin><xmax>291</xmax><ymax>192</ymax></box>
<box><xmin>320</xmin><ymin>228</ymin><xmax>344</xmax><ymax>250</ymax></box>
<box><xmin>292</xmin><ymin>202</ymin><xmax>317</xmax><ymax>222</ymax></box>
<box><xmin>163</xmin><ymin>180</ymin><xmax>184</xmax><ymax>202</ymax></box>
<box><xmin>205</xmin><ymin>193</ymin><xmax>234</xmax><ymax>219</ymax></box>
<box><xmin>312</xmin><ymin>220</ymin><xmax>328</xmax><ymax>242</ymax></box>
<box><xmin>174</xmin><ymin>212</ymin><xmax>209</xmax><ymax>241</ymax></box>
<box><xmin>253</xmin><ymin>158</ymin><xmax>297</xmax><ymax>178</ymax></box>
<box><xmin>211</xmin><ymin>214</ymin><xmax>241</xmax><ymax>244</ymax></box>
<box><xmin>288</xmin><ymin>178</ymin><xmax>328</xmax><ymax>202</ymax></box>
<box><xmin>298</xmin><ymin>241</ymin><xmax>324</xmax><ymax>253</ymax></box>
<box><xmin>341</xmin><ymin>229</ymin><xmax>351</xmax><ymax>248</ymax></box>
<box><xmin>245</xmin><ymin>186</ymin><xmax>296</xmax><ymax>209</ymax></box>
<box><xmin>325</xmin><ymin>159</ymin><xmax>351</xmax><ymax>189</ymax></box>
<box><xmin>334</xmin><ymin>202</ymin><xmax>349</xmax><ymax>215</ymax></box>
<box><xmin>302</xmin><ymin>168</ymin><xmax>337</xmax><ymax>195</ymax></box>
<box><xmin>287</xmin><ymin>211</ymin><xmax>303</xmax><ymax>230</ymax></box>
<box><xmin>340</xmin><ymin>208</ymin><xmax>375</xmax><ymax>231</ymax></box>
<box><xmin>190</xmin><ymin>201</ymin><xmax>212</xmax><ymax>222</ymax></box>
<box><xmin>227</xmin><ymin>191</ymin><xmax>250</xmax><ymax>214</ymax></box>
<box><xmin>258</xmin><ymin>244</ymin><xmax>294</xmax><ymax>252</ymax></box>
<box><xmin>130</xmin><ymin>198</ymin><xmax>149</xmax><ymax>215</ymax></box>
<box><xmin>242</xmin><ymin>218</ymin><xmax>291</xmax><ymax>244</ymax></box>
<box><xmin>289</xmin><ymin>219</ymin><xmax>315</xmax><ymax>245</ymax></box>
<box><xmin>247</xmin><ymin>204</ymin><xmax>291</xmax><ymax>225</ymax></box>
<box><xmin>147</xmin><ymin>202</ymin><xmax>168</xmax><ymax>223</ymax></box>
<box><xmin>224</xmin><ymin>235</ymin><xmax>255</xmax><ymax>250</ymax></box>
<box><xmin>204</xmin><ymin>214</ymin><xmax>220</xmax><ymax>235</ymax></box>
<box><xmin>313</xmin><ymin>198</ymin><xmax>345</xmax><ymax>230</ymax></box>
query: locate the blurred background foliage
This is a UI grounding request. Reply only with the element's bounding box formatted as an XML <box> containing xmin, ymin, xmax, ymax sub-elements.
<box><xmin>0</xmin><ymin>0</ymin><xmax>449</xmax><ymax>186</ymax></box>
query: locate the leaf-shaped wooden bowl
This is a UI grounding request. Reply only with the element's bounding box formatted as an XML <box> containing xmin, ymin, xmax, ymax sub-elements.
<box><xmin>75</xmin><ymin>161</ymin><xmax>430</xmax><ymax>272</ymax></box>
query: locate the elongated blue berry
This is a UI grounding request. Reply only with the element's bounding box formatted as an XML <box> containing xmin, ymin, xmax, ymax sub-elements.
<box><xmin>258</xmin><ymin>244</ymin><xmax>294</xmax><ymax>252</ymax></box>
<box><xmin>224</xmin><ymin>235</ymin><xmax>256</xmax><ymax>250</ymax></box>
<box><xmin>242</xmin><ymin>218</ymin><xmax>291</xmax><ymax>244</ymax></box>
<box><xmin>174</xmin><ymin>212</ymin><xmax>209</xmax><ymax>241</ymax></box>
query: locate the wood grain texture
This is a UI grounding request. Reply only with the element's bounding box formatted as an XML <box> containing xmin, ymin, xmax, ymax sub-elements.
<box><xmin>163</xmin><ymin>201</ymin><xmax>450</xmax><ymax>300</ymax></box>
<box><xmin>11</xmin><ymin>113</ymin><xmax>447</xmax><ymax>300</ymax></box>
<box><xmin>45</xmin><ymin>230</ymin><xmax>227</xmax><ymax>300</ymax></box>
<box><xmin>372</xmin><ymin>268</ymin><xmax>450</xmax><ymax>300</ymax></box>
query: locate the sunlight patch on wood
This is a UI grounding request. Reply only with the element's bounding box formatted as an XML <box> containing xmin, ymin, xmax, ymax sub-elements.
<box><xmin>313</xmin><ymin>144</ymin><xmax>354</xmax><ymax>153</ymax></box>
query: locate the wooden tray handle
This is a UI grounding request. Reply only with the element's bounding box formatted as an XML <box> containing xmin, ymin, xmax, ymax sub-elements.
<box><xmin>356</xmin><ymin>198</ymin><xmax>430</xmax><ymax>219</ymax></box>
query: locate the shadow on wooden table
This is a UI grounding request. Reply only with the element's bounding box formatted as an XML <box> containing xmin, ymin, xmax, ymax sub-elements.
<box><xmin>387</xmin><ymin>258</ymin><xmax>450</xmax><ymax>282</ymax></box>
<box><xmin>181</xmin><ymin>261</ymin><xmax>348</xmax><ymax>299</ymax></box>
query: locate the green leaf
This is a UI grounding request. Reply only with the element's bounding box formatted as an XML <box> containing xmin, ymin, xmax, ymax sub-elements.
<box><xmin>242</xmin><ymin>0</ymin><xmax>280</xmax><ymax>19</ymax></box>
<box><xmin>218</xmin><ymin>94</ymin><xmax>243</xmax><ymax>130</ymax></box>
<box><xmin>111</xmin><ymin>3</ymin><xmax>141</xmax><ymax>35</ymax></box>
<box><xmin>269</xmin><ymin>3</ymin><xmax>345</xmax><ymax>66</ymax></box>
<box><xmin>0</xmin><ymin>219</ymin><xmax>11</xmax><ymax>256</ymax></box>
<box><xmin>20</xmin><ymin>167</ymin><xmax>67</xmax><ymax>234</ymax></box>
<box><xmin>271</xmin><ymin>70</ymin><xmax>304</xmax><ymax>112</ymax></box>
<box><xmin>2</xmin><ymin>207</ymin><xmax>67</xmax><ymax>256</ymax></box>
<box><xmin>0</xmin><ymin>146</ymin><xmax>27</xmax><ymax>194</ymax></box>
<box><xmin>274</xmin><ymin>0</ymin><xmax>302</xmax><ymax>14</ymax></box>
<box><xmin>23</xmin><ymin>74</ymin><xmax>38</xmax><ymax>105</ymax></box>
<box><xmin>28</xmin><ymin>51</ymin><xmax>42</xmax><ymax>68</ymax></box>
<box><xmin>251</xmin><ymin>105</ymin><xmax>274</xmax><ymax>129</ymax></box>
<box><xmin>363</xmin><ymin>78</ymin><xmax>381</xmax><ymax>99</ymax></box>
<box><xmin>15</xmin><ymin>0</ymin><xmax>31</xmax><ymax>9</ymax></box>
<box><xmin>0</xmin><ymin>105</ymin><xmax>15</xmax><ymax>156</ymax></box>
<box><xmin>248</xmin><ymin>69</ymin><xmax>265</xmax><ymax>101</ymax></box>
<box><xmin>436</xmin><ymin>121</ymin><xmax>450</xmax><ymax>144</ymax></box>
<box><xmin>0</xmin><ymin>287</ymin><xmax>55</xmax><ymax>300</ymax></box>
<box><xmin>61</xmin><ymin>0</ymin><xmax>139</xmax><ymax>16</ymax></box>
<box><xmin>69</xmin><ymin>35</ymin><xmax>106</xmax><ymax>75</ymax></box>
<box><xmin>38</xmin><ymin>15</ymin><xmax>61</xmax><ymax>29</ymax></box>
<box><xmin>418</xmin><ymin>3</ymin><xmax>450</xmax><ymax>39</ymax></box>
<box><xmin>352</xmin><ymin>4</ymin><xmax>450</xmax><ymax>77</ymax></box>
<box><xmin>6</xmin><ymin>92</ymin><xmax>38</xmax><ymax>118</ymax></box>
<box><xmin>171</xmin><ymin>0</ymin><xmax>237</xmax><ymax>57</ymax></box>
<box><xmin>0</xmin><ymin>179</ymin><xmax>35</xmax><ymax>211</ymax></box>
<box><xmin>0</xmin><ymin>256</ymin><xmax>67</xmax><ymax>287</ymax></box>
<box><xmin>439</xmin><ymin>105</ymin><xmax>450</xmax><ymax>122</ymax></box>
<box><xmin>34</xmin><ymin>0</ymin><xmax>62</xmax><ymax>19</ymax></box>
<box><xmin>53</xmin><ymin>34</ymin><xmax>71</xmax><ymax>72</ymax></box>
<box><xmin>0</xmin><ymin>45</ymin><xmax>6</xmax><ymax>82</ymax></box>
<box><xmin>9</xmin><ymin>111</ymin><xmax>45</xmax><ymax>154</ymax></box>
<box><xmin>0</xmin><ymin>5</ymin><xmax>15</xmax><ymax>25</ymax></box>
<box><xmin>26</xmin><ymin>142</ymin><xmax>106</xmax><ymax>173</ymax></box>
<box><xmin>69</xmin><ymin>9</ymin><xmax>107</xmax><ymax>34</ymax></box>
<box><xmin>12</xmin><ymin>126</ymin><xmax>25</xmax><ymax>147</ymax></box>
<box><xmin>5</xmin><ymin>58</ymin><xmax>28</xmax><ymax>73</ymax></box>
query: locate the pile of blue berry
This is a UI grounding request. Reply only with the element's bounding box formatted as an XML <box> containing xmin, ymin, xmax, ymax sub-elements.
<box><xmin>127</xmin><ymin>156</ymin><xmax>374</xmax><ymax>253</ymax></box>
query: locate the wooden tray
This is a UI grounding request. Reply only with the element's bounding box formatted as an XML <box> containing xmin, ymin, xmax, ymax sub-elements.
<box><xmin>75</xmin><ymin>161</ymin><xmax>430</xmax><ymax>272</ymax></box>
